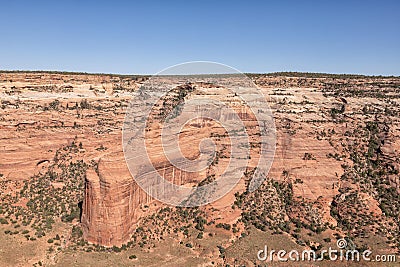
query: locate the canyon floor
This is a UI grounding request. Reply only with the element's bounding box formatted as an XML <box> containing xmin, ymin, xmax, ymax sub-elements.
<box><xmin>0</xmin><ymin>72</ymin><xmax>399</xmax><ymax>266</ymax></box>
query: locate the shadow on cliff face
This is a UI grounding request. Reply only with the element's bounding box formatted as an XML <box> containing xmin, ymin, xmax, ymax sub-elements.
<box><xmin>78</xmin><ymin>201</ymin><xmax>83</xmax><ymax>223</ymax></box>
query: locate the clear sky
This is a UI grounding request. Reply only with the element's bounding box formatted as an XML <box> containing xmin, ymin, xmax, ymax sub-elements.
<box><xmin>0</xmin><ymin>0</ymin><xmax>399</xmax><ymax>75</ymax></box>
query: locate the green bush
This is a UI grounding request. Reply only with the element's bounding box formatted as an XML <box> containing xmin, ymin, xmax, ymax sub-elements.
<box><xmin>197</xmin><ymin>232</ymin><xmax>203</xmax><ymax>239</ymax></box>
<box><xmin>112</xmin><ymin>246</ymin><xmax>121</xmax><ymax>253</ymax></box>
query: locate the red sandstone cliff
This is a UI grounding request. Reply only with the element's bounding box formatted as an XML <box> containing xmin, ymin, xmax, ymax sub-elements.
<box><xmin>81</xmin><ymin>156</ymin><xmax>150</xmax><ymax>247</ymax></box>
<box><xmin>81</xmin><ymin>153</ymin><xmax>202</xmax><ymax>247</ymax></box>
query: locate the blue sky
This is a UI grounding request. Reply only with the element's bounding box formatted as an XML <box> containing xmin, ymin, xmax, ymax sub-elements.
<box><xmin>0</xmin><ymin>0</ymin><xmax>399</xmax><ymax>75</ymax></box>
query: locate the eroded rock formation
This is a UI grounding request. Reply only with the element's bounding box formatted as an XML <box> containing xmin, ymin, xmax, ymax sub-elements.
<box><xmin>81</xmin><ymin>153</ymin><xmax>203</xmax><ymax>247</ymax></box>
<box><xmin>81</xmin><ymin>156</ymin><xmax>149</xmax><ymax>247</ymax></box>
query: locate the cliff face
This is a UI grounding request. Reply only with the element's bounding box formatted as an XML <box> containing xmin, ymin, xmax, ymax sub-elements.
<box><xmin>81</xmin><ymin>153</ymin><xmax>202</xmax><ymax>247</ymax></box>
<box><xmin>81</xmin><ymin>157</ymin><xmax>150</xmax><ymax>247</ymax></box>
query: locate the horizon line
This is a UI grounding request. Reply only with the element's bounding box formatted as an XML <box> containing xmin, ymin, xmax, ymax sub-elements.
<box><xmin>0</xmin><ymin>69</ymin><xmax>399</xmax><ymax>79</ymax></box>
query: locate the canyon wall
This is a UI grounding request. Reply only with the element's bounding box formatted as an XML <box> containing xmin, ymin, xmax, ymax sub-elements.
<box><xmin>80</xmin><ymin>154</ymin><xmax>202</xmax><ymax>247</ymax></box>
<box><xmin>81</xmin><ymin>156</ymin><xmax>149</xmax><ymax>247</ymax></box>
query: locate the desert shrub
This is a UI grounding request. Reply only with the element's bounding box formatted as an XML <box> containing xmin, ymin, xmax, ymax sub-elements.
<box><xmin>112</xmin><ymin>246</ymin><xmax>121</xmax><ymax>252</ymax></box>
<box><xmin>195</xmin><ymin>216</ymin><xmax>206</xmax><ymax>231</ymax></box>
<box><xmin>216</xmin><ymin>223</ymin><xmax>231</xmax><ymax>231</ymax></box>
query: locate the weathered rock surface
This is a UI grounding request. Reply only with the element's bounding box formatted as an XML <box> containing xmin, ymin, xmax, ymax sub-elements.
<box><xmin>2</xmin><ymin>72</ymin><xmax>400</xmax><ymax>251</ymax></box>
<box><xmin>81</xmin><ymin>155</ymin><xmax>149</xmax><ymax>247</ymax></box>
